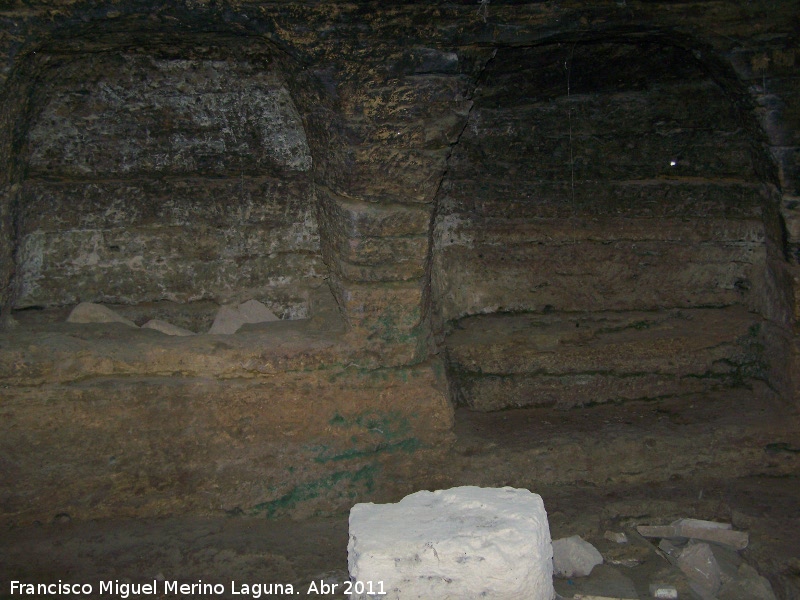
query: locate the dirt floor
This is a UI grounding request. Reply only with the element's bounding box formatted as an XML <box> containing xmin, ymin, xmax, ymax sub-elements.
<box><xmin>2</xmin><ymin>394</ymin><xmax>799</xmax><ymax>600</ymax></box>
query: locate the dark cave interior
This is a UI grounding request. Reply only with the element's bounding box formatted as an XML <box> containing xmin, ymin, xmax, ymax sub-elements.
<box><xmin>0</xmin><ymin>2</ymin><xmax>799</xmax><ymax>598</ymax></box>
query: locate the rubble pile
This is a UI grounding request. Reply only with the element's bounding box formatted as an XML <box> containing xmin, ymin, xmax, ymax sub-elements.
<box><xmin>66</xmin><ymin>299</ymin><xmax>282</xmax><ymax>336</ymax></box>
<box><xmin>552</xmin><ymin>518</ymin><xmax>776</xmax><ymax>600</ymax></box>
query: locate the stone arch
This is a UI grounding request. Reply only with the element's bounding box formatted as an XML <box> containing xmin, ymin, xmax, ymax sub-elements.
<box><xmin>428</xmin><ymin>31</ymin><xmax>790</xmax><ymax>410</ymax></box>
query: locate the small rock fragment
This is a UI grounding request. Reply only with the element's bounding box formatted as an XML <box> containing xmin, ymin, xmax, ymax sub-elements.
<box><xmin>209</xmin><ymin>300</ymin><xmax>279</xmax><ymax>335</ymax></box>
<box><xmin>142</xmin><ymin>319</ymin><xmax>195</xmax><ymax>336</ymax></box>
<box><xmin>637</xmin><ymin>525</ymin><xmax>676</xmax><ymax>539</ymax></box>
<box><xmin>718</xmin><ymin>564</ymin><xmax>777</xmax><ymax>600</ymax></box>
<box><xmin>52</xmin><ymin>512</ymin><xmax>71</xmax><ymax>525</ymax></box>
<box><xmin>676</xmin><ymin>541</ymin><xmax>721</xmax><ymax>596</ymax></box>
<box><xmin>672</xmin><ymin>518</ymin><xmax>748</xmax><ymax>550</ymax></box>
<box><xmin>675</xmin><ymin>518</ymin><xmax>732</xmax><ymax>531</ymax></box>
<box><xmin>553</xmin><ymin>535</ymin><xmax>603</xmax><ymax>578</ymax></box>
<box><xmin>649</xmin><ymin>583</ymin><xmax>678</xmax><ymax>599</ymax></box>
<box><xmin>657</xmin><ymin>539</ymin><xmax>683</xmax><ymax>560</ymax></box>
<box><xmin>238</xmin><ymin>299</ymin><xmax>279</xmax><ymax>323</ymax></box>
<box><xmin>604</xmin><ymin>531</ymin><xmax>628</xmax><ymax>544</ymax></box>
<box><xmin>573</xmin><ymin>596</ymin><xmax>637</xmax><ymax>600</ymax></box>
<box><xmin>708</xmin><ymin>542</ymin><xmax>743</xmax><ymax>585</ymax></box>
<box><xmin>607</xmin><ymin>558</ymin><xmax>642</xmax><ymax>568</ymax></box>
<box><xmin>209</xmin><ymin>305</ymin><xmax>246</xmax><ymax>335</ymax></box>
<box><xmin>67</xmin><ymin>302</ymin><xmax>137</xmax><ymax>327</ymax></box>
<box><xmin>637</xmin><ymin>518</ymin><xmax>748</xmax><ymax>550</ymax></box>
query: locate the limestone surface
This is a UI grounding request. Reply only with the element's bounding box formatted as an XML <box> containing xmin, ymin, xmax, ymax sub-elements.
<box><xmin>348</xmin><ymin>486</ymin><xmax>554</xmax><ymax>600</ymax></box>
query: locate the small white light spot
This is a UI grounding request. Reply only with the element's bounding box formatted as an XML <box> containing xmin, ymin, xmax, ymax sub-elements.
<box><xmin>670</xmin><ymin>160</ymin><xmax>677</xmax><ymax>167</ymax></box>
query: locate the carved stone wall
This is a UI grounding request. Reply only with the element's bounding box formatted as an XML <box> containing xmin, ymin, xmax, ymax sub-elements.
<box><xmin>0</xmin><ymin>0</ymin><xmax>798</xmax><ymax>521</ymax></box>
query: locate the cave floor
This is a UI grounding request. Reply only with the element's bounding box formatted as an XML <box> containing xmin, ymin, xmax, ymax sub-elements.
<box><xmin>2</xmin><ymin>392</ymin><xmax>799</xmax><ymax>600</ymax></box>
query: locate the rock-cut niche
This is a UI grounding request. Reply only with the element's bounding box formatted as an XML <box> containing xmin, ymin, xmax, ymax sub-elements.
<box><xmin>11</xmin><ymin>35</ymin><xmax>327</xmax><ymax>331</ymax></box>
<box><xmin>431</xmin><ymin>39</ymin><xmax>781</xmax><ymax>411</ymax></box>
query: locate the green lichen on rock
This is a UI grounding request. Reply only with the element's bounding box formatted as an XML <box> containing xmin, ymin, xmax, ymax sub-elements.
<box><xmin>310</xmin><ymin>438</ymin><xmax>421</xmax><ymax>464</ymax></box>
<box><xmin>250</xmin><ymin>464</ymin><xmax>379</xmax><ymax>519</ymax></box>
<box><xmin>314</xmin><ymin>409</ymin><xmax>421</xmax><ymax>462</ymax></box>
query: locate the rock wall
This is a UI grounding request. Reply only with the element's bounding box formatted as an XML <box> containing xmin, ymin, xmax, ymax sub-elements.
<box><xmin>1</xmin><ymin>1</ymin><xmax>798</xmax><ymax>361</ymax></box>
<box><xmin>0</xmin><ymin>322</ymin><xmax>454</xmax><ymax>521</ymax></box>
<box><xmin>0</xmin><ymin>0</ymin><xmax>798</xmax><ymax>520</ymax></box>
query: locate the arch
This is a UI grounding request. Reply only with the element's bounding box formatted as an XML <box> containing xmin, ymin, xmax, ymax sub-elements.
<box><xmin>0</xmin><ymin>12</ymin><xmax>350</xmax><ymax>328</ymax></box>
<box><xmin>428</xmin><ymin>31</ymin><xmax>789</xmax><ymax>410</ymax></box>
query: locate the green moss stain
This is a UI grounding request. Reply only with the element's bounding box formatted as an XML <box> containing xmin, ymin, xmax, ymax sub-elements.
<box><xmin>331</xmin><ymin>410</ymin><xmax>412</xmax><ymax>440</ymax></box>
<box><xmin>432</xmin><ymin>358</ymin><xmax>445</xmax><ymax>380</ymax></box>
<box><xmin>328</xmin><ymin>413</ymin><xmax>347</xmax><ymax>426</ymax></box>
<box><xmin>251</xmin><ymin>464</ymin><xmax>379</xmax><ymax>518</ymax></box>
<box><xmin>371</xmin><ymin>305</ymin><xmax>420</xmax><ymax>345</ymax></box>
<box><xmin>315</xmin><ymin>410</ymin><xmax>421</xmax><ymax>462</ymax></box>
<box><xmin>325</xmin><ymin>363</ymin><xmax>432</xmax><ymax>386</ymax></box>
<box><xmin>250</xmin><ymin>410</ymin><xmax>427</xmax><ymax>518</ymax></box>
<box><xmin>312</xmin><ymin>437</ymin><xmax>421</xmax><ymax>463</ymax></box>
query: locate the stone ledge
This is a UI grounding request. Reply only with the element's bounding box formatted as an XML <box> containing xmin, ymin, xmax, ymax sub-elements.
<box><xmin>446</xmin><ymin>306</ymin><xmax>766</xmax><ymax>410</ymax></box>
<box><xmin>451</xmin><ymin>389</ymin><xmax>800</xmax><ymax>487</ymax></box>
<box><xmin>0</xmin><ymin>318</ymin><xmax>352</xmax><ymax>385</ymax></box>
<box><xmin>0</xmin><ymin>360</ymin><xmax>454</xmax><ymax>524</ymax></box>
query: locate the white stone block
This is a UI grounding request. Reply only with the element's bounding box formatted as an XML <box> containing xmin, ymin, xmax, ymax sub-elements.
<box><xmin>67</xmin><ymin>302</ymin><xmax>137</xmax><ymax>327</ymax></box>
<box><xmin>552</xmin><ymin>535</ymin><xmax>603</xmax><ymax>578</ymax></box>
<box><xmin>347</xmin><ymin>486</ymin><xmax>554</xmax><ymax>600</ymax></box>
